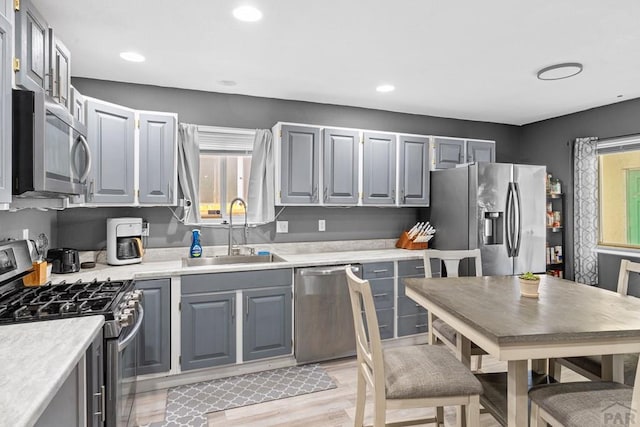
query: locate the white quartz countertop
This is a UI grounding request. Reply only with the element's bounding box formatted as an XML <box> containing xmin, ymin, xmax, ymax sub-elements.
<box><xmin>51</xmin><ymin>246</ymin><xmax>426</xmax><ymax>283</ymax></box>
<box><xmin>0</xmin><ymin>316</ymin><xmax>104</xmax><ymax>427</ymax></box>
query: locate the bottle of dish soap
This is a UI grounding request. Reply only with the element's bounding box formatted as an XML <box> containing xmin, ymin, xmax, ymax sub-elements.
<box><xmin>190</xmin><ymin>229</ymin><xmax>202</xmax><ymax>258</ymax></box>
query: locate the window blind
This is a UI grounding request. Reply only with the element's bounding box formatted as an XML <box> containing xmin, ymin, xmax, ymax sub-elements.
<box><xmin>197</xmin><ymin>126</ymin><xmax>256</xmax><ymax>152</ymax></box>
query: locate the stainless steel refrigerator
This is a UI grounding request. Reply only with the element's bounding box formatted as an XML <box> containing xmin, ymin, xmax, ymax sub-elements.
<box><xmin>430</xmin><ymin>162</ymin><xmax>546</xmax><ymax>276</ymax></box>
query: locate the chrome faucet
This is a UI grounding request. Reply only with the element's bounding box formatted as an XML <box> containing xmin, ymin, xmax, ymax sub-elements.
<box><xmin>228</xmin><ymin>197</ymin><xmax>247</xmax><ymax>255</ymax></box>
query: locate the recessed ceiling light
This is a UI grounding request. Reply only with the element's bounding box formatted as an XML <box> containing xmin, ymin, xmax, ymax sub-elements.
<box><xmin>376</xmin><ymin>84</ymin><xmax>395</xmax><ymax>93</ymax></box>
<box><xmin>119</xmin><ymin>51</ymin><xmax>145</xmax><ymax>63</ymax></box>
<box><xmin>536</xmin><ymin>63</ymin><xmax>583</xmax><ymax>80</ymax></box>
<box><xmin>233</xmin><ymin>5</ymin><xmax>263</xmax><ymax>22</ymax></box>
<box><xmin>219</xmin><ymin>80</ymin><xmax>237</xmax><ymax>86</ymax></box>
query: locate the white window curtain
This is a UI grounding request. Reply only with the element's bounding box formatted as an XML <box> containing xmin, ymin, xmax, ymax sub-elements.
<box><xmin>573</xmin><ymin>136</ymin><xmax>599</xmax><ymax>285</ymax></box>
<box><xmin>247</xmin><ymin>129</ymin><xmax>275</xmax><ymax>224</ymax></box>
<box><xmin>177</xmin><ymin>123</ymin><xmax>201</xmax><ymax>224</ymax></box>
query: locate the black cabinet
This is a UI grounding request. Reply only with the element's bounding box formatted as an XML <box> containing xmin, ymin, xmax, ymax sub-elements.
<box><xmin>136</xmin><ymin>278</ymin><xmax>171</xmax><ymax>375</ymax></box>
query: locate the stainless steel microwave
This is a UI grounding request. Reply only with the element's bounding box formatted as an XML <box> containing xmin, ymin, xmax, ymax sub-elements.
<box><xmin>12</xmin><ymin>90</ymin><xmax>91</xmax><ymax>197</ymax></box>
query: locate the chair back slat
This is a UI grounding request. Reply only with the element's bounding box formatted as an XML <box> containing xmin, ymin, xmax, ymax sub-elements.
<box><xmin>617</xmin><ymin>259</ymin><xmax>640</xmax><ymax>296</ymax></box>
<box><xmin>345</xmin><ymin>266</ymin><xmax>385</xmax><ymax>390</ymax></box>
<box><xmin>423</xmin><ymin>249</ymin><xmax>483</xmax><ymax>278</ymax></box>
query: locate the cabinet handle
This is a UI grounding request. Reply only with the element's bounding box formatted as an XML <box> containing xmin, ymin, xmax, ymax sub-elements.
<box><xmin>373</xmin><ymin>269</ymin><xmax>388</xmax><ymax>273</ymax></box>
<box><xmin>231</xmin><ymin>297</ymin><xmax>235</xmax><ymax>319</ymax></box>
<box><xmin>93</xmin><ymin>384</ymin><xmax>105</xmax><ymax>422</ymax></box>
<box><xmin>245</xmin><ymin>296</ymin><xmax>249</xmax><ymax>318</ymax></box>
<box><xmin>379</xmin><ymin>324</ymin><xmax>388</xmax><ymax>329</ymax></box>
<box><xmin>323</xmin><ymin>187</ymin><xmax>327</xmax><ymax>202</ymax></box>
<box><xmin>373</xmin><ymin>293</ymin><xmax>388</xmax><ymax>298</ymax></box>
<box><xmin>391</xmin><ymin>189</ymin><xmax>396</xmax><ymax>199</ymax></box>
<box><xmin>401</xmin><ymin>189</ymin><xmax>405</xmax><ymax>203</ymax></box>
<box><xmin>415</xmin><ymin>265</ymin><xmax>425</xmax><ymax>270</ymax></box>
<box><xmin>415</xmin><ymin>324</ymin><xmax>428</xmax><ymax>328</ymax></box>
<box><xmin>88</xmin><ymin>180</ymin><xmax>95</xmax><ymax>200</ymax></box>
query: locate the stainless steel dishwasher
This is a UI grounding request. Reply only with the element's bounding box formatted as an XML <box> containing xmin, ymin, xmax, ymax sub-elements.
<box><xmin>294</xmin><ymin>264</ymin><xmax>362</xmax><ymax>364</ymax></box>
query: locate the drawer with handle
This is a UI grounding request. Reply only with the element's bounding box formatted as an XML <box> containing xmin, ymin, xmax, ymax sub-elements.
<box><xmin>397</xmin><ymin>295</ymin><xmax>427</xmax><ymax>316</ymax></box>
<box><xmin>398</xmin><ymin>314</ymin><xmax>428</xmax><ymax>337</ymax></box>
<box><xmin>369</xmin><ymin>278</ymin><xmax>394</xmax><ymax>310</ymax></box>
<box><xmin>362</xmin><ymin>262</ymin><xmax>394</xmax><ymax>279</ymax></box>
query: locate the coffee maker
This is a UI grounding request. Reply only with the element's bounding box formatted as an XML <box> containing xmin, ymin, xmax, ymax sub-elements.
<box><xmin>107</xmin><ymin>218</ymin><xmax>144</xmax><ymax>266</ymax></box>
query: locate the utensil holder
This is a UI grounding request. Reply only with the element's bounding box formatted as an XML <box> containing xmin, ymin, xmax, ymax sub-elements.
<box><xmin>23</xmin><ymin>261</ymin><xmax>48</xmax><ymax>286</ymax></box>
<box><xmin>395</xmin><ymin>231</ymin><xmax>428</xmax><ymax>250</ymax></box>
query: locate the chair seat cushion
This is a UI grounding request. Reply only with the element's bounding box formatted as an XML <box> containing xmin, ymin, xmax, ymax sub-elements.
<box><xmin>529</xmin><ymin>381</ymin><xmax>632</xmax><ymax>427</ymax></box>
<box><xmin>432</xmin><ymin>319</ymin><xmax>485</xmax><ymax>352</ymax></box>
<box><xmin>383</xmin><ymin>345</ymin><xmax>483</xmax><ymax>400</ymax></box>
<box><xmin>560</xmin><ymin>354</ymin><xmax>638</xmax><ymax>386</ymax></box>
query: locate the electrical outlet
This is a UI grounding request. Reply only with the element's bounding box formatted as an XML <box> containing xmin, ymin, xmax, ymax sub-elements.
<box><xmin>276</xmin><ymin>221</ymin><xmax>288</xmax><ymax>233</ymax></box>
<box><xmin>22</xmin><ymin>229</ymin><xmax>29</xmax><ymax>240</ymax></box>
<box><xmin>141</xmin><ymin>222</ymin><xmax>150</xmax><ymax>236</ymax></box>
<box><xmin>318</xmin><ymin>219</ymin><xmax>326</xmax><ymax>232</ymax></box>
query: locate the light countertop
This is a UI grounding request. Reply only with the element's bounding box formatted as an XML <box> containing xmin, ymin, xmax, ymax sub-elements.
<box><xmin>51</xmin><ymin>241</ymin><xmax>427</xmax><ymax>283</ymax></box>
<box><xmin>0</xmin><ymin>316</ymin><xmax>104</xmax><ymax>427</ymax></box>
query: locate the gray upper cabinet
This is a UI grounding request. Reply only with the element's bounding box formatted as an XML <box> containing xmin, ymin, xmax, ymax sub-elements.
<box><xmin>181</xmin><ymin>291</ymin><xmax>236</xmax><ymax>371</ymax></box>
<box><xmin>1</xmin><ymin>0</ymin><xmax>11</xmax><ymax>20</ymax></box>
<box><xmin>139</xmin><ymin>112</ymin><xmax>177</xmax><ymax>205</ymax></box>
<box><xmin>434</xmin><ymin>137</ymin><xmax>465</xmax><ymax>169</ymax></box>
<box><xmin>398</xmin><ymin>135</ymin><xmax>430</xmax><ymax>206</ymax></box>
<box><xmin>48</xmin><ymin>30</ymin><xmax>70</xmax><ymax>109</ymax></box>
<box><xmin>323</xmin><ymin>128</ymin><xmax>359</xmax><ymax>205</ymax></box>
<box><xmin>136</xmin><ymin>279</ymin><xmax>171</xmax><ymax>376</ymax></box>
<box><xmin>85</xmin><ymin>98</ymin><xmax>135</xmax><ymax>203</ymax></box>
<box><xmin>243</xmin><ymin>287</ymin><xmax>292</xmax><ymax>362</ymax></box>
<box><xmin>0</xmin><ymin>13</ymin><xmax>11</xmax><ymax>204</ymax></box>
<box><xmin>280</xmin><ymin>125</ymin><xmax>320</xmax><ymax>204</ymax></box>
<box><xmin>363</xmin><ymin>132</ymin><xmax>396</xmax><ymax>205</ymax></box>
<box><xmin>466</xmin><ymin>139</ymin><xmax>496</xmax><ymax>163</ymax></box>
<box><xmin>14</xmin><ymin>0</ymin><xmax>49</xmax><ymax>93</ymax></box>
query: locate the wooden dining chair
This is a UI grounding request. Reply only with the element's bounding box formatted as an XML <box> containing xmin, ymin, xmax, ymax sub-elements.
<box><xmin>548</xmin><ymin>259</ymin><xmax>640</xmax><ymax>384</ymax></box>
<box><xmin>424</xmin><ymin>249</ymin><xmax>487</xmax><ymax>371</ymax></box>
<box><xmin>529</xmin><ymin>354</ymin><xmax>640</xmax><ymax>427</ymax></box>
<box><xmin>345</xmin><ymin>266</ymin><xmax>483</xmax><ymax>427</ymax></box>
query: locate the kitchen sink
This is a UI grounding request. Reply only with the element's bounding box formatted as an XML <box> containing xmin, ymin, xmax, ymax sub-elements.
<box><xmin>181</xmin><ymin>253</ymin><xmax>287</xmax><ymax>267</ymax></box>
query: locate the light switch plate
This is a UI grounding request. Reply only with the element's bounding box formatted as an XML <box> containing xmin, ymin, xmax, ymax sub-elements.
<box><xmin>318</xmin><ymin>219</ymin><xmax>326</xmax><ymax>232</ymax></box>
<box><xmin>276</xmin><ymin>221</ymin><xmax>288</xmax><ymax>233</ymax></box>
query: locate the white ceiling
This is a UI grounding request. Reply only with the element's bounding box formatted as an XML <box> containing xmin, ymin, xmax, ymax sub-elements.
<box><xmin>32</xmin><ymin>0</ymin><xmax>640</xmax><ymax>125</ymax></box>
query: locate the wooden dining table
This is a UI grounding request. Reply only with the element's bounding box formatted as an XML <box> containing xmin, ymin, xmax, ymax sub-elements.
<box><xmin>404</xmin><ymin>274</ymin><xmax>640</xmax><ymax>427</ymax></box>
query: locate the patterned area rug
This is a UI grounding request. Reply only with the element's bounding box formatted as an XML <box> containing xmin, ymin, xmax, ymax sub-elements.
<box><xmin>150</xmin><ymin>364</ymin><xmax>336</xmax><ymax>427</ymax></box>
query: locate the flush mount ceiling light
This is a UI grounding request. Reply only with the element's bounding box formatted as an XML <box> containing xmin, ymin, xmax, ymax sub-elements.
<box><xmin>119</xmin><ymin>51</ymin><xmax>145</xmax><ymax>62</ymax></box>
<box><xmin>376</xmin><ymin>84</ymin><xmax>395</xmax><ymax>93</ymax></box>
<box><xmin>232</xmin><ymin>5</ymin><xmax>263</xmax><ymax>22</ymax></box>
<box><xmin>536</xmin><ymin>63</ymin><xmax>583</xmax><ymax>80</ymax></box>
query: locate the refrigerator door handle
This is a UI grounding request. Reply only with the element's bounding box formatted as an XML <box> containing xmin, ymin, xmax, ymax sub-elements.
<box><xmin>513</xmin><ymin>182</ymin><xmax>522</xmax><ymax>257</ymax></box>
<box><xmin>506</xmin><ymin>184</ymin><xmax>514</xmax><ymax>257</ymax></box>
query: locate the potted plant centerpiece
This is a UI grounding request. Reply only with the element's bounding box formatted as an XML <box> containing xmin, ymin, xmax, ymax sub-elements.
<box><xmin>519</xmin><ymin>272</ymin><xmax>540</xmax><ymax>298</ymax></box>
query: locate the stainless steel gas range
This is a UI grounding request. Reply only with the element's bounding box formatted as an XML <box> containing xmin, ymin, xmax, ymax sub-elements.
<box><xmin>0</xmin><ymin>240</ymin><xmax>144</xmax><ymax>427</ymax></box>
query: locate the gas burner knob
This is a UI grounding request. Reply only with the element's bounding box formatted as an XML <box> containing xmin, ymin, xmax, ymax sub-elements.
<box><xmin>118</xmin><ymin>309</ymin><xmax>134</xmax><ymax>326</ymax></box>
<box><xmin>126</xmin><ymin>299</ymin><xmax>138</xmax><ymax>308</ymax></box>
<box><xmin>130</xmin><ymin>290</ymin><xmax>143</xmax><ymax>301</ymax></box>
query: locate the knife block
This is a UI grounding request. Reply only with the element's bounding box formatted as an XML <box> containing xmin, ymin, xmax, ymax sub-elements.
<box><xmin>395</xmin><ymin>231</ymin><xmax>428</xmax><ymax>250</ymax></box>
<box><xmin>23</xmin><ymin>261</ymin><xmax>48</xmax><ymax>287</ymax></box>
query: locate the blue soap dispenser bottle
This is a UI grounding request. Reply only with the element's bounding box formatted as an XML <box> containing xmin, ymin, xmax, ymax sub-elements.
<box><xmin>190</xmin><ymin>229</ymin><xmax>202</xmax><ymax>258</ymax></box>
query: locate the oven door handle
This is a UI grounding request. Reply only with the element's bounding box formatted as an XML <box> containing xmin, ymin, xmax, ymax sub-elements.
<box><xmin>118</xmin><ymin>304</ymin><xmax>144</xmax><ymax>352</ymax></box>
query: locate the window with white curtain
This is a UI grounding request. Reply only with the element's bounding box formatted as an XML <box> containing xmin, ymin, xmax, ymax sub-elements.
<box><xmin>598</xmin><ymin>136</ymin><xmax>640</xmax><ymax>248</ymax></box>
<box><xmin>197</xmin><ymin>126</ymin><xmax>255</xmax><ymax>223</ymax></box>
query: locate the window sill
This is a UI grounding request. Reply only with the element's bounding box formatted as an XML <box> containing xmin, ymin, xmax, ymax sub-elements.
<box><xmin>594</xmin><ymin>245</ymin><xmax>640</xmax><ymax>258</ymax></box>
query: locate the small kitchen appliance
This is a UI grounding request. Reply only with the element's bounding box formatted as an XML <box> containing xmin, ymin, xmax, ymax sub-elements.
<box><xmin>46</xmin><ymin>247</ymin><xmax>80</xmax><ymax>274</ymax></box>
<box><xmin>107</xmin><ymin>218</ymin><xmax>144</xmax><ymax>266</ymax></box>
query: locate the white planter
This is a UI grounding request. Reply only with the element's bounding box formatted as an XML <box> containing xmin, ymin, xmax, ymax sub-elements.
<box><xmin>519</xmin><ymin>279</ymin><xmax>540</xmax><ymax>298</ymax></box>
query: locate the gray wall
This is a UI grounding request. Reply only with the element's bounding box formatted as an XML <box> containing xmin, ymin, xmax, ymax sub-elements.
<box><xmin>52</xmin><ymin>78</ymin><xmax>522</xmax><ymax>250</ymax></box>
<box><xmin>0</xmin><ymin>210</ymin><xmax>58</xmax><ymax>247</ymax></box>
<box><xmin>519</xmin><ymin>97</ymin><xmax>640</xmax><ymax>283</ymax></box>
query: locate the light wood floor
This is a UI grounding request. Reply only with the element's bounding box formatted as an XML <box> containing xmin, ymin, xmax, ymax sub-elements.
<box><xmin>134</xmin><ymin>353</ymin><xmax>584</xmax><ymax>427</ymax></box>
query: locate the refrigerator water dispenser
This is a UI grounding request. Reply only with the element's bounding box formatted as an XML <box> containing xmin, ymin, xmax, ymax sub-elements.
<box><xmin>483</xmin><ymin>211</ymin><xmax>504</xmax><ymax>245</ymax></box>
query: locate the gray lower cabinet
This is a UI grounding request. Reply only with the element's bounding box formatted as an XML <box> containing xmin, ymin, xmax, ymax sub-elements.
<box><xmin>362</xmin><ymin>132</ymin><xmax>396</xmax><ymax>205</ymax></box>
<box><xmin>86</xmin><ymin>329</ymin><xmax>104</xmax><ymax>426</ymax></box>
<box><xmin>136</xmin><ymin>278</ymin><xmax>171</xmax><ymax>375</ymax></box>
<box><xmin>362</xmin><ymin>262</ymin><xmax>395</xmax><ymax>339</ymax></box>
<box><xmin>139</xmin><ymin>112</ymin><xmax>177</xmax><ymax>205</ymax></box>
<box><xmin>398</xmin><ymin>135</ymin><xmax>430</xmax><ymax>206</ymax></box>
<box><xmin>181</xmin><ymin>291</ymin><xmax>236</xmax><ymax>371</ymax></box>
<box><xmin>85</xmin><ymin>98</ymin><xmax>136</xmax><ymax>203</ymax></box>
<box><xmin>397</xmin><ymin>259</ymin><xmax>441</xmax><ymax>337</ymax></box>
<box><xmin>434</xmin><ymin>137</ymin><xmax>465</xmax><ymax>169</ymax></box>
<box><xmin>243</xmin><ymin>287</ymin><xmax>292</xmax><ymax>361</ymax></box>
<box><xmin>0</xmin><ymin>12</ymin><xmax>11</xmax><ymax>204</ymax></box>
<box><xmin>36</xmin><ymin>355</ymin><xmax>85</xmax><ymax>427</ymax></box>
<box><xmin>466</xmin><ymin>139</ymin><xmax>496</xmax><ymax>163</ymax></box>
<box><xmin>14</xmin><ymin>0</ymin><xmax>49</xmax><ymax>92</ymax></box>
<box><xmin>280</xmin><ymin>124</ymin><xmax>320</xmax><ymax>204</ymax></box>
<box><xmin>322</xmin><ymin>128</ymin><xmax>359</xmax><ymax>205</ymax></box>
